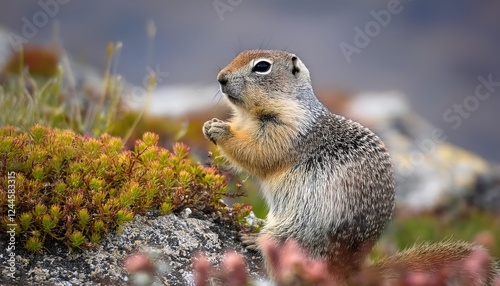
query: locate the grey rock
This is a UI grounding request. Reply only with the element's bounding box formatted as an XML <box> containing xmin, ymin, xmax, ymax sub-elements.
<box><xmin>0</xmin><ymin>213</ymin><xmax>264</xmax><ymax>286</ymax></box>
<box><xmin>470</xmin><ymin>165</ymin><xmax>500</xmax><ymax>213</ymax></box>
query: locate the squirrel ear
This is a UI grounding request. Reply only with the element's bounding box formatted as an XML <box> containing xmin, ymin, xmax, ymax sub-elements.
<box><xmin>291</xmin><ymin>56</ymin><xmax>300</xmax><ymax>75</ymax></box>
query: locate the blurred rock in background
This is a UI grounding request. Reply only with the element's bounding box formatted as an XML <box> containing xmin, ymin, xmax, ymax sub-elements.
<box><xmin>343</xmin><ymin>91</ymin><xmax>500</xmax><ymax>212</ymax></box>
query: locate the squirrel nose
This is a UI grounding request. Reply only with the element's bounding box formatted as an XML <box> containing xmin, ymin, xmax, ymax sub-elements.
<box><xmin>217</xmin><ymin>74</ymin><xmax>228</xmax><ymax>86</ymax></box>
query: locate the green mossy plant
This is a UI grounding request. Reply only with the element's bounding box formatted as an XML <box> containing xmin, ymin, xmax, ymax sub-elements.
<box><xmin>0</xmin><ymin>125</ymin><xmax>251</xmax><ymax>252</ymax></box>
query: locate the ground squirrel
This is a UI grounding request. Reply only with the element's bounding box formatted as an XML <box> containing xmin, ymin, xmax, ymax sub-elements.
<box><xmin>203</xmin><ymin>50</ymin><xmax>496</xmax><ymax>284</ymax></box>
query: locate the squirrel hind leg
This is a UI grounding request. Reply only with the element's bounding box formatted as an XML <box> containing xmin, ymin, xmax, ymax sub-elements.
<box><xmin>325</xmin><ymin>239</ymin><xmax>377</xmax><ymax>281</ymax></box>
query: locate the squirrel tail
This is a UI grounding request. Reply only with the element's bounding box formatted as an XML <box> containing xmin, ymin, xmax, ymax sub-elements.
<box><xmin>372</xmin><ymin>241</ymin><xmax>498</xmax><ymax>285</ymax></box>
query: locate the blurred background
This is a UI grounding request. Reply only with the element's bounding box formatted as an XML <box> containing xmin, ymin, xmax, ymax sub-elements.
<box><xmin>1</xmin><ymin>1</ymin><xmax>499</xmax><ymax>161</ymax></box>
<box><xmin>1</xmin><ymin>0</ymin><xmax>499</xmax><ymax>257</ymax></box>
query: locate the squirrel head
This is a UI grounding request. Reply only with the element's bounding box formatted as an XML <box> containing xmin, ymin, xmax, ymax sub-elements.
<box><xmin>217</xmin><ymin>50</ymin><xmax>315</xmax><ymax>112</ymax></box>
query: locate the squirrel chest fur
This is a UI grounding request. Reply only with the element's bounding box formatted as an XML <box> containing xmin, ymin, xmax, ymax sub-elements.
<box><xmin>203</xmin><ymin>50</ymin><xmax>395</xmax><ymax>277</ymax></box>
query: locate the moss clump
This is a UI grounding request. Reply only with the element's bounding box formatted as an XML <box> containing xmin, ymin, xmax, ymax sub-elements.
<box><xmin>0</xmin><ymin>125</ymin><xmax>251</xmax><ymax>252</ymax></box>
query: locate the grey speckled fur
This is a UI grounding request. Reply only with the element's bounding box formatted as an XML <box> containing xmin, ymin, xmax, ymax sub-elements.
<box><xmin>262</xmin><ymin>108</ymin><xmax>395</xmax><ymax>273</ymax></box>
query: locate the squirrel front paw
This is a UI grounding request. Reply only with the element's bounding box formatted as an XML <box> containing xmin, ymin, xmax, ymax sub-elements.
<box><xmin>203</xmin><ymin>118</ymin><xmax>231</xmax><ymax>145</ymax></box>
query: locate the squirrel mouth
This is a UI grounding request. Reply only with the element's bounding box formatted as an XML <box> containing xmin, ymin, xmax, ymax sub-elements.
<box><xmin>226</xmin><ymin>94</ymin><xmax>239</xmax><ymax>102</ymax></box>
<box><xmin>219</xmin><ymin>84</ymin><xmax>242</xmax><ymax>104</ymax></box>
<box><xmin>223</xmin><ymin>92</ymin><xmax>242</xmax><ymax>104</ymax></box>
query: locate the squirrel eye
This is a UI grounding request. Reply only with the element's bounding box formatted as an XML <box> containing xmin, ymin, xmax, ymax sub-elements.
<box><xmin>252</xmin><ymin>60</ymin><xmax>272</xmax><ymax>75</ymax></box>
